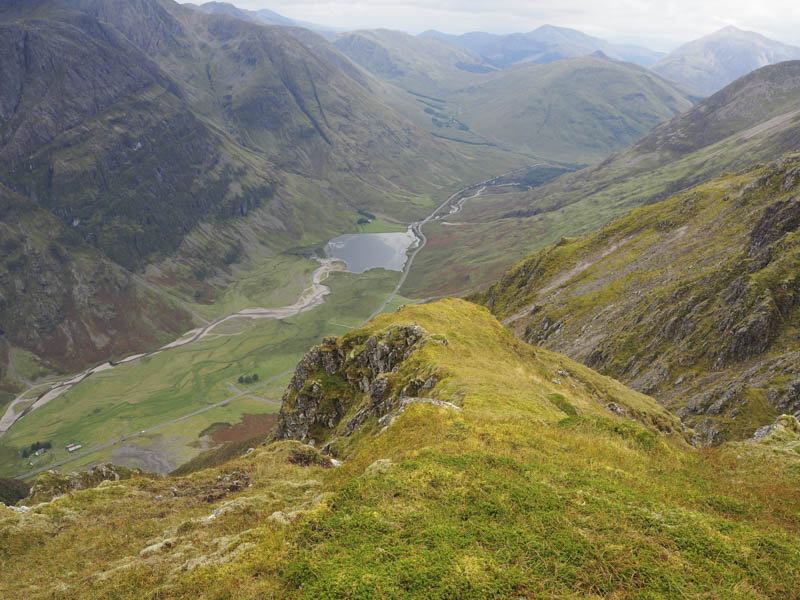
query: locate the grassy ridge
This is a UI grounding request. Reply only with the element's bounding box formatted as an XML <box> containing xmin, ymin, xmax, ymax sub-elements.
<box><xmin>475</xmin><ymin>154</ymin><xmax>800</xmax><ymax>443</ymax></box>
<box><xmin>1</xmin><ymin>300</ymin><xmax>799</xmax><ymax>598</ymax></box>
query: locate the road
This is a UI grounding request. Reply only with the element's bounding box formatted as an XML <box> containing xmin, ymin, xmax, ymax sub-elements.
<box><xmin>362</xmin><ymin>164</ymin><xmax>538</xmax><ymax>324</ymax></box>
<box><xmin>9</xmin><ymin>164</ymin><xmax>538</xmax><ymax>477</ymax></box>
<box><xmin>0</xmin><ymin>259</ymin><xmax>343</xmax><ymax>438</ymax></box>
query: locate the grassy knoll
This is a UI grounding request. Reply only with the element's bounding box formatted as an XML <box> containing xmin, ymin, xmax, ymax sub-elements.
<box><xmin>0</xmin><ymin>269</ymin><xmax>411</xmax><ymax>478</ymax></box>
<box><xmin>1</xmin><ymin>300</ymin><xmax>799</xmax><ymax>598</ymax></box>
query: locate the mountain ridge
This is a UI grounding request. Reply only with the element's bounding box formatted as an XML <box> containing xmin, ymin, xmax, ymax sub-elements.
<box><xmin>477</xmin><ymin>153</ymin><xmax>800</xmax><ymax>444</ymax></box>
<box><xmin>421</xmin><ymin>25</ymin><xmax>665</xmax><ymax>67</ymax></box>
<box><xmin>652</xmin><ymin>25</ymin><xmax>800</xmax><ymax>95</ymax></box>
<box><xmin>2</xmin><ymin>299</ymin><xmax>800</xmax><ymax>598</ymax></box>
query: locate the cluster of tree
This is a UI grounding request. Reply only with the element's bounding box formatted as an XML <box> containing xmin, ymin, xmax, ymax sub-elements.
<box><xmin>237</xmin><ymin>373</ymin><xmax>260</xmax><ymax>385</ymax></box>
<box><xmin>21</xmin><ymin>440</ymin><xmax>52</xmax><ymax>458</ymax></box>
<box><xmin>357</xmin><ymin>209</ymin><xmax>376</xmax><ymax>226</ymax></box>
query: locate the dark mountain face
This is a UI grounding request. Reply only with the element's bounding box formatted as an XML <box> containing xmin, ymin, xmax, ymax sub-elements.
<box><xmin>0</xmin><ymin>0</ymin><xmax>486</xmax><ymax>384</ymax></box>
<box><xmin>0</xmin><ymin>184</ymin><xmax>192</xmax><ymax>378</ymax></box>
<box><xmin>0</xmin><ymin>14</ymin><xmax>175</xmax><ymax>167</ymax></box>
<box><xmin>0</xmin><ymin>6</ymin><xmax>268</xmax><ymax>271</ymax></box>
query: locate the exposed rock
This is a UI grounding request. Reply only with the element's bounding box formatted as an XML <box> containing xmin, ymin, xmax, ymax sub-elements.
<box><xmin>267</xmin><ymin>511</ymin><xmax>292</xmax><ymax>526</ymax></box>
<box><xmin>275</xmin><ymin>325</ymin><xmax>448</xmax><ymax>444</ymax></box>
<box><xmin>139</xmin><ymin>538</ymin><xmax>177</xmax><ymax>557</ymax></box>
<box><xmin>750</xmin><ymin>414</ymin><xmax>800</xmax><ymax>443</ymax></box>
<box><xmin>377</xmin><ymin>397</ymin><xmax>461</xmax><ymax>429</ymax></box>
<box><xmin>364</xmin><ymin>459</ymin><xmax>394</xmax><ymax>476</ymax></box>
<box><xmin>747</xmin><ymin>196</ymin><xmax>800</xmax><ymax>258</ymax></box>
<box><xmin>691</xmin><ymin>418</ymin><xmax>721</xmax><ymax>447</ymax></box>
<box><xmin>28</xmin><ymin>464</ymin><xmax>142</xmax><ymax>504</ymax></box>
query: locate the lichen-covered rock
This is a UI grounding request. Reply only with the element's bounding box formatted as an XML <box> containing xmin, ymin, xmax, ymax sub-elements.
<box><xmin>750</xmin><ymin>414</ymin><xmax>800</xmax><ymax>444</ymax></box>
<box><xmin>275</xmin><ymin>325</ymin><xmax>446</xmax><ymax>445</ymax></box>
<box><xmin>28</xmin><ymin>463</ymin><xmax>143</xmax><ymax>504</ymax></box>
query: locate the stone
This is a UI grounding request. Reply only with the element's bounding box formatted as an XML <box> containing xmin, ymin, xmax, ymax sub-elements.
<box><xmin>275</xmin><ymin>325</ymin><xmax>445</xmax><ymax>441</ymax></box>
<box><xmin>365</xmin><ymin>459</ymin><xmax>394</xmax><ymax>476</ymax></box>
<box><xmin>267</xmin><ymin>511</ymin><xmax>291</xmax><ymax>526</ymax></box>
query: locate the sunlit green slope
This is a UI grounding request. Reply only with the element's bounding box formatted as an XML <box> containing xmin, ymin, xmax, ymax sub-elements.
<box><xmin>2</xmin><ymin>300</ymin><xmax>799</xmax><ymax>598</ymax></box>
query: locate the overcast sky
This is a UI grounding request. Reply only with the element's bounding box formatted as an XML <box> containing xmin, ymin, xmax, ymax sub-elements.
<box><xmin>221</xmin><ymin>0</ymin><xmax>800</xmax><ymax>51</ymax></box>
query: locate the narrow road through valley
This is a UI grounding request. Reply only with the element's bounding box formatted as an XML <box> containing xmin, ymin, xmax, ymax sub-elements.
<box><xmin>0</xmin><ymin>259</ymin><xmax>343</xmax><ymax>438</ymax></box>
<box><xmin>362</xmin><ymin>164</ymin><xmax>537</xmax><ymax>324</ymax></box>
<box><xmin>7</xmin><ymin>164</ymin><xmax>538</xmax><ymax>477</ymax></box>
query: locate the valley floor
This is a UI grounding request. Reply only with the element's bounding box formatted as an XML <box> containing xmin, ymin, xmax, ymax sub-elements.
<box><xmin>0</xmin><ymin>169</ymin><xmax>518</xmax><ymax>479</ymax></box>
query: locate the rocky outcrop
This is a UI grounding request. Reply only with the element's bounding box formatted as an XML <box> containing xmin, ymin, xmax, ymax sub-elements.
<box><xmin>480</xmin><ymin>156</ymin><xmax>800</xmax><ymax>445</ymax></box>
<box><xmin>27</xmin><ymin>463</ymin><xmax>142</xmax><ymax>504</ymax></box>
<box><xmin>275</xmin><ymin>325</ymin><xmax>447</xmax><ymax>446</ymax></box>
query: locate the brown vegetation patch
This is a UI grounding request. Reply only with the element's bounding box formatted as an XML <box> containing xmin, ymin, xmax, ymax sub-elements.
<box><xmin>210</xmin><ymin>413</ymin><xmax>279</xmax><ymax>445</ymax></box>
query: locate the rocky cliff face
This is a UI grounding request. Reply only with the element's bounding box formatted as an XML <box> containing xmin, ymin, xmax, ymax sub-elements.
<box><xmin>275</xmin><ymin>325</ymin><xmax>447</xmax><ymax>449</ymax></box>
<box><xmin>479</xmin><ymin>154</ymin><xmax>800</xmax><ymax>445</ymax></box>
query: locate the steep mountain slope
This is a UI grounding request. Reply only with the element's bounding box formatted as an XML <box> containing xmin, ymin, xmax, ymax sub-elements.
<box><xmin>333</xmin><ymin>28</ymin><xmax>494</xmax><ymax>97</ymax></box>
<box><xmin>2</xmin><ymin>300</ymin><xmax>800</xmax><ymax>598</ymax></box>
<box><xmin>478</xmin><ymin>155</ymin><xmax>800</xmax><ymax>445</ymax></box>
<box><xmin>652</xmin><ymin>26</ymin><xmax>800</xmax><ymax>96</ymax></box>
<box><xmin>403</xmin><ymin>60</ymin><xmax>800</xmax><ymax>299</ymax></box>
<box><xmin>333</xmin><ymin>34</ymin><xmax>694</xmax><ymax>162</ymax></box>
<box><xmin>423</xmin><ymin>25</ymin><xmax>665</xmax><ymax>67</ymax></box>
<box><xmin>0</xmin><ymin>0</ymin><xmax>521</xmax><ymax>394</ymax></box>
<box><xmin>452</xmin><ymin>55</ymin><xmax>694</xmax><ymax>163</ymax></box>
<box><xmin>0</xmin><ymin>183</ymin><xmax>192</xmax><ymax>390</ymax></box>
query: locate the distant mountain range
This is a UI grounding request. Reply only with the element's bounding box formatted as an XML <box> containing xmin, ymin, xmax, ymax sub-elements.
<box><xmin>421</xmin><ymin>25</ymin><xmax>665</xmax><ymax>67</ymax></box>
<box><xmin>652</xmin><ymin>25</ymin><xmax>800</xmax><ymax>96</ymax></box>
<box><xmin>187</xmin><ymin>3</ymin><xmax>800</xmax><ymax>98</ymax></box>
<box><xmin>331</xmin><ymin>30</ymin><xmax>693</xmax><ymax>162</ymax></box>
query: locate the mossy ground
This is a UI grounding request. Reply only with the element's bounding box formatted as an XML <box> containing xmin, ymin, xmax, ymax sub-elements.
<box><xmin>2</xmin><ymin>300</ymin><xmax>799</xmax><ymax>599</ymax></box>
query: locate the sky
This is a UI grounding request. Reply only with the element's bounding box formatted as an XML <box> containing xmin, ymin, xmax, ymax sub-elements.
<box><xmin>221</xmin><ymin>0</ymin><xmax>800</xmax><ymax>51</ymax></box>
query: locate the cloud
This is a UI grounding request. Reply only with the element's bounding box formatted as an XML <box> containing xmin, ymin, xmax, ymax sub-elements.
<box><xmin>227</xmin><ymin>0</ymin><xmax>800</xmax><ymax>50</ymax></box>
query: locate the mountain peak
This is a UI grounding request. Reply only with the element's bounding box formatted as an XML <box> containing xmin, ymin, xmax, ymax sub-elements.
<box><xmin>653</xmin><ymin>25</ymin><xmax>800</xmax><ymax>95</ymax></box>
